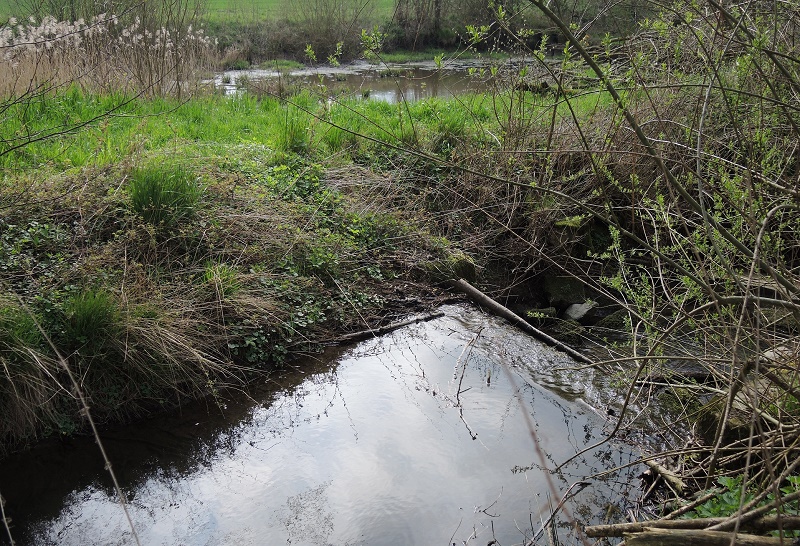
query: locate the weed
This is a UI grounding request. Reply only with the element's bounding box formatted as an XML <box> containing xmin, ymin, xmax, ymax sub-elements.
<box><xmin>277</xmin><ymin>108</ymin><xmax>311</xmax><ymax>154</ymax></box>
<box><xmin>684</xmin><ymin>476</ymin><xmax>800</xmax><ymax>536</ymax></box>
<box><xmin>0</xmin><ymin>301</ymin><xmax>44</xmax><ymax>366</ymax></box>
<box><xmin>228</xmin><ymin>59</ymin><xmax>251</xmax><ymax>70</ymax></box>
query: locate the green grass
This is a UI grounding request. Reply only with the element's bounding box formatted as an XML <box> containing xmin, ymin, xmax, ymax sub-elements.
<box><xmin>0</xmin><ymin>82</ymin><xmax>618</xmax><ymax>174</ymax></box>
<box><xmin>258</xmin><ymin>59</ymin><xmax>305</xmax><ymax>71</ymax></box>
<box><xmin>128</xmin><ymin>164</ymin><xmax>204</xmax><ymax>228</ymax></box>
<box><xmin>0</xmin><ymin>0</ymin><xmax>16</xmax><ymax>18</ymax></box>
<box><xmin>0</xmin><ymin>87</ymin><xmax>499</xmax><ymax>169</ymax></box>
<box><xmin>203</xmin><ymin>0</ymin><xmax>394</xmax><ymax>23</ymax></box>
<box><xmin>0</xmin><ymin>0</ymin><xmax>393</xmax><ymax>22</ymax></box>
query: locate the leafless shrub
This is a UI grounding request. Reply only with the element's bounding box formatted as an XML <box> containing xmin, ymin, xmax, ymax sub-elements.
<box><xmin>450</xmin><ymin>0</ymin><xmax>800</xmax><ymax>507</ymax></box>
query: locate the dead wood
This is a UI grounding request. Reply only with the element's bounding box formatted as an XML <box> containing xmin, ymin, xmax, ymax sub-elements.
<box><xmin>586</xmin><ymin>516</ymin><xmax>800</xmax><ymax>537</ymax></box>
<box><xmin>335</xmin><ymin>311</ymin><xmax>445</xmax><ymax>343</ymax></box>
<box><xmin>644</xmin><ymin>458</ymin><xmax>686</xmax><ymax>495</ymax></box>
<box><xmin>624</xmin><ymin>527</ymin><xmax>791</xmax><ymax>546</ymax></box>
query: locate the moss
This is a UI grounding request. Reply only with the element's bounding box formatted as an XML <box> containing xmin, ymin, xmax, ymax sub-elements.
<box><xmin>658</xmin><ymin>387</ymin><xmax>703</xmax><ymax>417</ymax></box>
<box><xmin>541</xmin><ymin>276</ymin><xmax>585</xmax><ymax>308</ymax></box>
<box><xmin>696</xmin><ymin>396</ymin><xmax>753</xmax><ymax>447</ymax></box>
<box><xmin>423</xmin><ymin>249</ymin><xmax>477</xmax><ymax>282</ymax></box>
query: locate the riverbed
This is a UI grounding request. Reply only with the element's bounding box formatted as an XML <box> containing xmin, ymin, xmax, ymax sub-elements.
<box><xmin>0</xmin><ymin>305</ymin><xmax>642</xmax><ymax>545</ymax></box>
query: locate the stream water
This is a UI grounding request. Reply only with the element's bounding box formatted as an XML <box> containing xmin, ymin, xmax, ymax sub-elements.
<box><xmin>0</xmin><ymin>305</ymin><xmax>642</xmax><ymax>545</ymax></box>
<box><xmin>214</xmin><ymin>60</ymin><xmax>492</xmax><ymax>102</ymax></box>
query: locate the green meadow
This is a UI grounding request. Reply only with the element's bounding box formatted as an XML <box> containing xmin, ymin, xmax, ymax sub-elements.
<box><xmin>0</xmin><ymin>0</ymin><xmax>15</xmax><ymax>18</ymax></box>
<box><xmin>0</xmin><ymin>0</ymin><xmax>395</xmax><ymax>21</ymax></box>
<box><xmin>203</xmin><ymin>0</ymin><xmax>395</xmax><ymax>20</ymax></box>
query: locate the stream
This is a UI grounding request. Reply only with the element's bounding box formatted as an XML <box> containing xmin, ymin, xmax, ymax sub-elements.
<box><xmin>0</xmin><ymin>305</ymin><xmax>643</xmax><ymax>545</ymax></box>
<box><xmin>213</xmin><ymin>59</ymin><xmax>493</xmax><ymax>102</ymax></box>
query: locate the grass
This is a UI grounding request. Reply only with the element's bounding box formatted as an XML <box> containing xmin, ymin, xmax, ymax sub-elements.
<box><xmin>0</xmin><ymin>0</ymin><xmax>394</xmax><ymax>20</ymax></box>
<box><xmin>258</xmin><ymin>59</ymin><xmax>305</xmax><ymax>71</ymax></box>
<box><xmin>203</xmin><ymin>0</ymin><xmax>395</xmax><ymax>22</ymax></box>
<box><xmin>2</xmin><ymin>86</ymin><xmax>527</xmax><ymax>170</ymax></box>
<box><xmin>128</xmin><ymin>164</ymin><xmax>204</xmax><ymax>227</ymax></box>
<box><xmin>0</xmin><ymin>0</ymin><xmax>16</xmax><ymax>18</ymax></box>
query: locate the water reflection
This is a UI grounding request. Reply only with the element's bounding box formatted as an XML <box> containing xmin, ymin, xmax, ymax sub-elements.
<box><xmin>0</xmin><ymin>305</ymin><xmax>641</xmax><ymax>545</ymax></box>
<box><xmin>214</xmin><ymin>60</ymin><xmax>490</xmax><ymax>102</ymax></box>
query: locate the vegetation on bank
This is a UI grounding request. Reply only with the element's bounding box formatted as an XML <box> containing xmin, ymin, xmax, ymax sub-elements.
<box><xmin>0</xmin><ymin>86</ymin><xmax>514</xmax><ymax>452</ymax></box>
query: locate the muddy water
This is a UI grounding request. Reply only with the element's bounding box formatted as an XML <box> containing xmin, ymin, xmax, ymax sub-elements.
<box><xmin>215</xmin><ymin>60</ymin><xmax>491</xmax><ymax>102</ymax></box>
<box><xmin>0</xmin><ymin>305</ymin><xmax>641</xmax><ymax>545</ymax></box>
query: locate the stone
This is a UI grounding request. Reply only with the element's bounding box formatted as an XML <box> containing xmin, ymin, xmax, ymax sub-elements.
<box><xmin>595</xmin><ymin>308</ymin><xmax>629</xmax><ymax>330</ymax></box>
<box><xmin>563</xmin><ymin>301</ymin><xmax>598</xmax><ymax>322</ymax></box>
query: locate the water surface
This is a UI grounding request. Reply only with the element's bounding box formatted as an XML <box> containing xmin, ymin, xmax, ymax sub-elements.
<box><xmin>0</xmin><ymin>305</ymin><xmax>640</xmax><ymax>545</ymax></box>
<box><xmin>215</xmin><ymin>59</ymin><xmax>492</xmax><ymax>102</ymax></box>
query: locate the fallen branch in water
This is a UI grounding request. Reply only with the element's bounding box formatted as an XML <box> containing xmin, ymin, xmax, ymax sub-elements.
<box><xmin>448</xmin><ymin>278</ymin><xmax>593</xmax><ymax>365</ymax></box>
<box><xmin>643</xmin><ymin>458</ymin><xmax>686</xmax><ymax>496</ymax></box>
<box><xmin>585</xmin><ymin>515</ymin><xmax>800</xmax><ymax>537</ymax></box>
<box><xmin>335</xmin><ymin>311</ymin><xmax>445</xmax><ymax>344</ymax></box>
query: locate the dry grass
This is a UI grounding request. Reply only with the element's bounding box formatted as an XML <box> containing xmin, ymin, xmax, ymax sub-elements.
<box><xmin>0</xmin><ymin>10</ymin><xmax>214</xmax><ymax>97</ymax></box>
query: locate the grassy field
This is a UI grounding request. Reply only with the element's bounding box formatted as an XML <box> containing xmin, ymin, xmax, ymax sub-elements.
<box><xmin>201</xmin><ymin>0</ymin><xmax>395</xmax><ymax>22</ymax></box>
<box><xmin>0</xmin><ymin>0</ymin><xmax>15</xmax><ymax>18</ymax></box>
<box><xmin>0</xmin><ymin>0</ymin><xmax>395</xmax><ymax>21</ymax></box>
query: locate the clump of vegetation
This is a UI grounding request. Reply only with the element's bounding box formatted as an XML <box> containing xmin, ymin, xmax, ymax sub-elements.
<box><xmin>686</xmin><ymin>477</ymin><xmax>800</xmax><ymax>521</ymax></box>
<box><xmin>128</xmin><ymin>164</ymin><xmax>203</xmax><ymax>227</ymax></box>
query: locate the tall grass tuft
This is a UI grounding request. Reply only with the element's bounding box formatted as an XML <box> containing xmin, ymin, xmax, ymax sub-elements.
<box><xmin>0</xmin><ymin>300</ymin><xmax>60</xmax><ymax>444</ymax></box>
<box><xmin>128</xmin><ymin>164</ymin><xmax>203</xmax><ymax>227</ymax></box>
<box><xmin>61</xmin><ymin>289</ymin><xmax>121</xmax><ymax>353</ymax></box>
<box><xmin>277</xmin><ymin>109</ymin><xmax>311</xmax><ymax>154</ymax></box>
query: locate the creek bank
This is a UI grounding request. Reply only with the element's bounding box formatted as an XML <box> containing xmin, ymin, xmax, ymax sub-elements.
<box><xmin>0</xmin><ymin>145</ymin><xmax>470</xmax><ymax>457</ymax></box>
